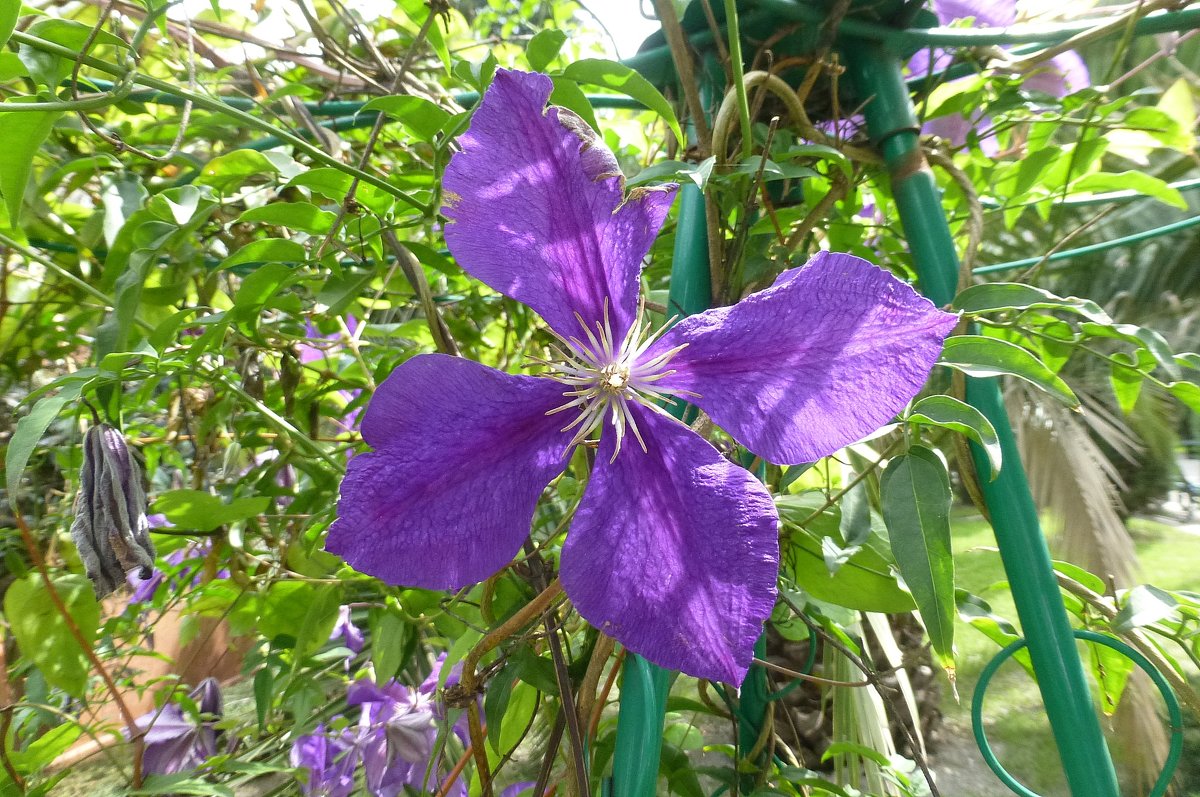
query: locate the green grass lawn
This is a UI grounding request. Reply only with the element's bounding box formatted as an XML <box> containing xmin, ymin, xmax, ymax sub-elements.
<box><xmin>942</xmin><ymin>510</ymin><xmax>1200</xmax><ymax>797</ymax></box>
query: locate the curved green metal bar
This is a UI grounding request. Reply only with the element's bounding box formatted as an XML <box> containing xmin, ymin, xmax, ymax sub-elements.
<box><xmin>756</xmin><ymin>0</ymin><xmax>1200</xmax><ymax>50</ymax></box>
<box><xmin>974</xmin><ymin>214</ymin><xmax>1200</xmax><ymax>275</ymax></box>
<box><xmin>972</xmin><ymin>629</ymin><xmax>1184</xmax><ymax>797</ymax></box>
<box><xmin>842</xmin><ymin>39</ymin><xmax>1122</xmax><ymax>797</ymax></box>
<box><xmin>86</xmin><ymin>80</ymin><xmax>646</xmax><ymax>114</ymax></box>
<box><xmin>764</xmin><ymin>622</ymin><xmax>818</xmax><ymax>701</ymax></box>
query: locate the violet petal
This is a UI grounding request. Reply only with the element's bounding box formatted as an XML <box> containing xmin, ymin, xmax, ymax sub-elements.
<box><xmin>646</xmin><ymin>252</ymin><xmax>958</xmax><ymax>465</ymax></box>
<box><xmin>326</xmin><ymin>354</ymin><xmax>572</xmax><ymax>589</ymax></box>
<box><xmin>560</xmin><ymin>405</ymin><xmax>778</xmax><ymax>684</ymax></box>
<box><xmin>443</xmin><ymin>69</ymin><xmax>676</xmax><ymax>344</ymax></box>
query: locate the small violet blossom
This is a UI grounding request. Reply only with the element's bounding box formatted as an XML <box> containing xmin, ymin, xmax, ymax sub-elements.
<box><xmin>131</xmin><ymin>678</ymin><xmax>222</xmax><ymax>775</ymax></box>
<box><xmin>300</xmin><ymin>316</ymin><xmax>363</xmax><ymax>432</ymax></box>
<box><xmin>326</xmin><ymin>70</ymin><xmax>957</xmax><ymax>684</ymax></box>
<box><xmin>329</xmin><ymin>605</ymin><xmax>365</xmax><ymax>655</ymax></box>
<box><xmin>291</xmin><ymin>725</ymin><xmax>359</xmax><ymax>797</ymax></box>
<box><xmin>347</xmin><ymin>659</ymin><xmax>466</xmax><ymax>796</ymax></box>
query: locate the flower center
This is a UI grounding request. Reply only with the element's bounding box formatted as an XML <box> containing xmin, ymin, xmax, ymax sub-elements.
<box><xmin>534</xmin><ymin>300</ymin><xmax>696</xmax><ymax>460</ymax></box>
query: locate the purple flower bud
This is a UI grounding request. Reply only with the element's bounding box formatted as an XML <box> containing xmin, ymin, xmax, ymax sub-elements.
<box><xmin>70</xmin><ymin>424</ymin><xmax>156</xmax><ymax>598</ymax></box>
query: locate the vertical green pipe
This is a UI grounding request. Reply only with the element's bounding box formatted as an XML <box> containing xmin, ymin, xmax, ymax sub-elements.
<box><xmin>611</xmin><ymin>181</ymin><xmax>711</xmax><ymax>796</ymax></box>
<box><xmin>842</xmin><ymin>42</ymin><xmax>1121</xmax><ymax>797</ymax></box>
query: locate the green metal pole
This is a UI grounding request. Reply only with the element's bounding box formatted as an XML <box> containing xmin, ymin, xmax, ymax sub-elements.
<box><xmin>611</xmin><ymin>181</ymin><xmax>711</xmax><ymax>796</ymax></box>
<box><xmin>842</xmin><ymin>42</ymin><xmax>1121</xmax><ymax>797</ymax></box>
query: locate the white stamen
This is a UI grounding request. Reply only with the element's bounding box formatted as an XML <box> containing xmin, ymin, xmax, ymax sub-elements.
<box><xmin>539</xmin><ymin>300</ymin><xmax>695</xmax><ymax>458</ymax></box>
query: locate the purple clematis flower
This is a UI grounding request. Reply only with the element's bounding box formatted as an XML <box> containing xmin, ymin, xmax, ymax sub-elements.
<box><xmin>326</xmin><ymin>69</ymin><xmax>957</xmax><ymax>684</ymax></box>
<box><xmin>348</xmin><ymin>661</ymin><xmax>466</xmax><ymax>797</ymax></box>
<box><xmin>132</xmin><ymin>678</ymin><xmax>222</xmax><ymax>775</ymax></box>
<box><xmin>291</xmin><ymin>725</ymin><xmax>360</xmax><ymax>797</ymax></box>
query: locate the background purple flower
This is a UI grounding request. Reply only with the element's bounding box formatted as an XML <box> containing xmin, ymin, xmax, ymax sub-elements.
<box><xmin>911</xmin><ymin>0</ymin><xmax>1090</xmax><ymax>147</ymax></box>
<box><xmin>291</xmin><ymin>725</ymin><xmax>360</xmax><ymax>797</ymax></box>
<box><xmin>131</xmin><ymin>678</ymin><xmax>222</xmax><ymax>775</ymax></box>
<box><xmin>326</xmin><ymin>70</ymin><xmax>956</xmax><ymax>684</ymax></box>
<box><xmin>347</xmin><ymin>661</ymin><xmax>465</xmax><ymax>797</ymax></box>
<box><xmin>329</xmin><ymin>606</ymin><xmax>364</xmax><ymax>671</ymax></box>
<box><xmin>300</xmin><ymin>316</ymin><xmax>363</xmax><ymax>432</ymax></box>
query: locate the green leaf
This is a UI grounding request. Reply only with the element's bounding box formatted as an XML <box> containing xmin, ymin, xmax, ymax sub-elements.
<box><xmin>492</xmin><ymin>679</ymin><xmax>537</xmax><ymax>757</ymax></box>
<box><xmin>881</xmin><ymin>446</ymin><xmax>955</xmax><ymax>671</ymax></box>
<box><xmin>0</xmin><ymin>0</ymin><xmax>19</xmax><ymax>50</ymax></box>
<box><xmin>0</xmin><ymin>103</ymin><xmax>61</xmax><ymax>224</ymax></box>
<box><xmin>561</xmin><ymin>59</ymin><xmax>684</xmax><ymax>148</ymax></box>
<box><xmin>956</xmin><ymin>590</ymin><xmax>1031</xmax><ymax>675</ymax></box>
<box><xmin>361</xmin><ymin>95</ymin><xmax>450</xmax><ymax>141</ymax></box>
<box><xmin>290</xmin><ymin>581</ymin><xmax>344</xmax><ymax>657</ymax></box>
<box><xmin>777</xmin><ymin>495</ymin><xmax>915</xmax><ymax>614</ymax></box>
<box><xmin>1168</xmin><ymin>380</ymin><xmax>1200</xmax><ymax>414</ymax></box>
<box><xmin>218</xmin><ymin>238</ymin><xmax>307</xmax><ymax>271</ymax></box>
<box><xmin>151</xmin><ymin>489</ymin><xmax>269</xmax><ymax>532</ymax></box>
<box><xmin>368</xmin><ymin>607</ymin><xmax>412</xmax><ymax>683</ymax></box>
<box><xmin>483</xmin><ymin>661</ymin><xmax>518</xmax><ymax>752</ymax></box>
<box><xmin>0</xmin><ymin>51</ymin><xmax>26</xmax><ymax>81</ymax></box>
<box><xmin>257</xmin><ymin>581</ymin><xmax>341</xmax><ymax>656</ymax></box>
<box><xmin>908</xmin><ymin>395</ymin><xmax>1002</xmax><ymax>475</ymax></box>
<box><xmin>11</xmin><ymin>722</ymin><xmax>81</xmax><ymax>772</ymax></box>
<box><xmin>940</xmin><ymin>335</ymin><xmax>1078</xmax><ymax>407</ymax></box>
<box><xmin>1113</xmin><ymin>584</ymin><xmax>1178</xmax><ymax>632</ymax></box>
<box><xmin>527</xmin><ymin>28</ymin><xmax>567</xmax><ymax>72</ymax></box>
<box><xmin>4</xmin><ymin>574</ymin><xmax>100</xmax><ymax>698</ymax></box>
<box><xmin>236</xmin><ymin>202</ymin><xmax>336</xmax><ymax>234</ymax></box>
<box><xmin>195</xmin><ymin>149</ymin><xmax>280</xmax><ymax>193</ymax></box>
<box><xmin>952</xmin><ymin>282</ymin><xmax>1109</xmax><ymax>322</ymax></box>
<box><xmin>1109</xmin><ymin>353</ymin><xmax>1144</xmax><ymax>415</ymax></box>
<box><xmin>548</xmin><ymin>76</ymin><xmax>597</xmax><ymax>132</ymax></box>
<box><xmin>17</xmin><ymin>19</ymin><xmax>128</xmax><ymax>88</ymax></box>
<box><xmin>5</xmin><ymin>382</ymin><xmax>82</xmax><ymax>504</ymax></box>
<box><xmin>130</xmin><ymin>774</ymin><xmax>234</xmax><ymax>796</ymax></box>
<box><xmin>231</xmin><ymin>262</ymin><xmax>300</xmax><ymax>325</ymax></box>
<box><xmin>1070</xmin><ymin>171</ymin><xmax>1188</xmax><ymax>210</ymax></box>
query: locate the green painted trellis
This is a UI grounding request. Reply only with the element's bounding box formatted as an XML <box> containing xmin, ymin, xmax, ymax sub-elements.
<box><xmin>609</xmin><ymin>2</ymin><xmax>1199</xmax><ymax>796</ymax></box>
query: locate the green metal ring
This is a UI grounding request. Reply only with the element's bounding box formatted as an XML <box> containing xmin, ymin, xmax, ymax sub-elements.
<box><xmin>971</xmin><ymin>629</ymin><xmax>1184</xmax><ymax>797</ymax></box>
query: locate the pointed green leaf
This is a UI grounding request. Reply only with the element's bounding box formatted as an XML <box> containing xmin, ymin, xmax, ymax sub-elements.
<box><xmin>361</xmin><ymin>95</ymin><xmax>450</xmax><ymax>141</ymax></box>
<box><xmin>527</xmin><ymin>28</ymin><xmax>567</xmax><ymax>72</ymax></box>
<box><xmin>0</xmin><ymin>0</ymin><xmax>19</xmax><ymax>50</ymax></box>
<box><xmin>1109</xmin><ymin>352</ymin><xmax>1145</xmax><ymax>415</ymax></box>
<box><xmin>908</xmin><ymin>395</ymin><xmax>1002</xmax><ymax>474</ymax></box>
<box><xmin>0</xmin><ymin>103</ymin><xmax>60</xmax><ymax>224</ymax></box>
<box><xmin>881</xmin><ymin>446</ymin><xmax>955</xmax><ymax>671</ymax></box>
<box><xmin>5</xmin><ymin>382</ymin><xmax>82</xmax><ymax>504</ymax></box>
<box><xmin>940</xmin><ymin>335</ymin><xmax>1078</xmax><ymax>407</ymax></box>
<box><xmin>952</xmin><ymin>282</ymin><xmax>1109</xmax><ymax>322</ymax></box>
<box><xmin>561</xmin><ymin>58</ymin><xmax>684</xmax><ymax>148</ymax></box>
<box><xmin>4</xmin><ymin>574</ymin><xmax>99</xmax><ymax>698</ymax></box>
<box><xmin>218</xmin><ymin>238</ymin><xmax>307</xmax><ymax>271</ymax></box>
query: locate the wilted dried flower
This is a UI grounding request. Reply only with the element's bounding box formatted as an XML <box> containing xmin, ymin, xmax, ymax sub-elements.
<box><xmin>70</xmin><ymin>424</ymin><xmax>156</xmax><ymax>597</ymax></box>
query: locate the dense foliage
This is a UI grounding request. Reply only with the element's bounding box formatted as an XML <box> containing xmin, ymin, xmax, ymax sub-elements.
<box><xmin>2</xmin><ymin>1</ymin><xmax>1200</xmax><ymax>795</ymax></box>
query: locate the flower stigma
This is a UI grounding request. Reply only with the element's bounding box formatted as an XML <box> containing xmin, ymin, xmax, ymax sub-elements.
<box><xmin>535</xmin><ymin>299</ymin><xmax>699</xmax><ymax>461</ymax></box>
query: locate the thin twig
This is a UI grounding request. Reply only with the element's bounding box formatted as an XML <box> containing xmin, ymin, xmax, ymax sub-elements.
<box><xmin>783</xmin><ymin>597</ymin><xmax>942</xmax><ymax>797</ymax></box>
<box><xmin>522</xmin><ymin>542</ymin><xmax>590</xmax><ymax>797</ymax></box>
<box><xmin>649</xmin><ymin>0</ymin><xmax>711</xmax><ymax>155</ymax></box>
<box><xmin>11</xmin><ymin>513</ymin><xmax>145</xmax><ymax>787</ymax></box>
<box><xmin>460</xmin><ymin>579</ymin><xmax>565</xmax><ymax>797</ymax></box>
